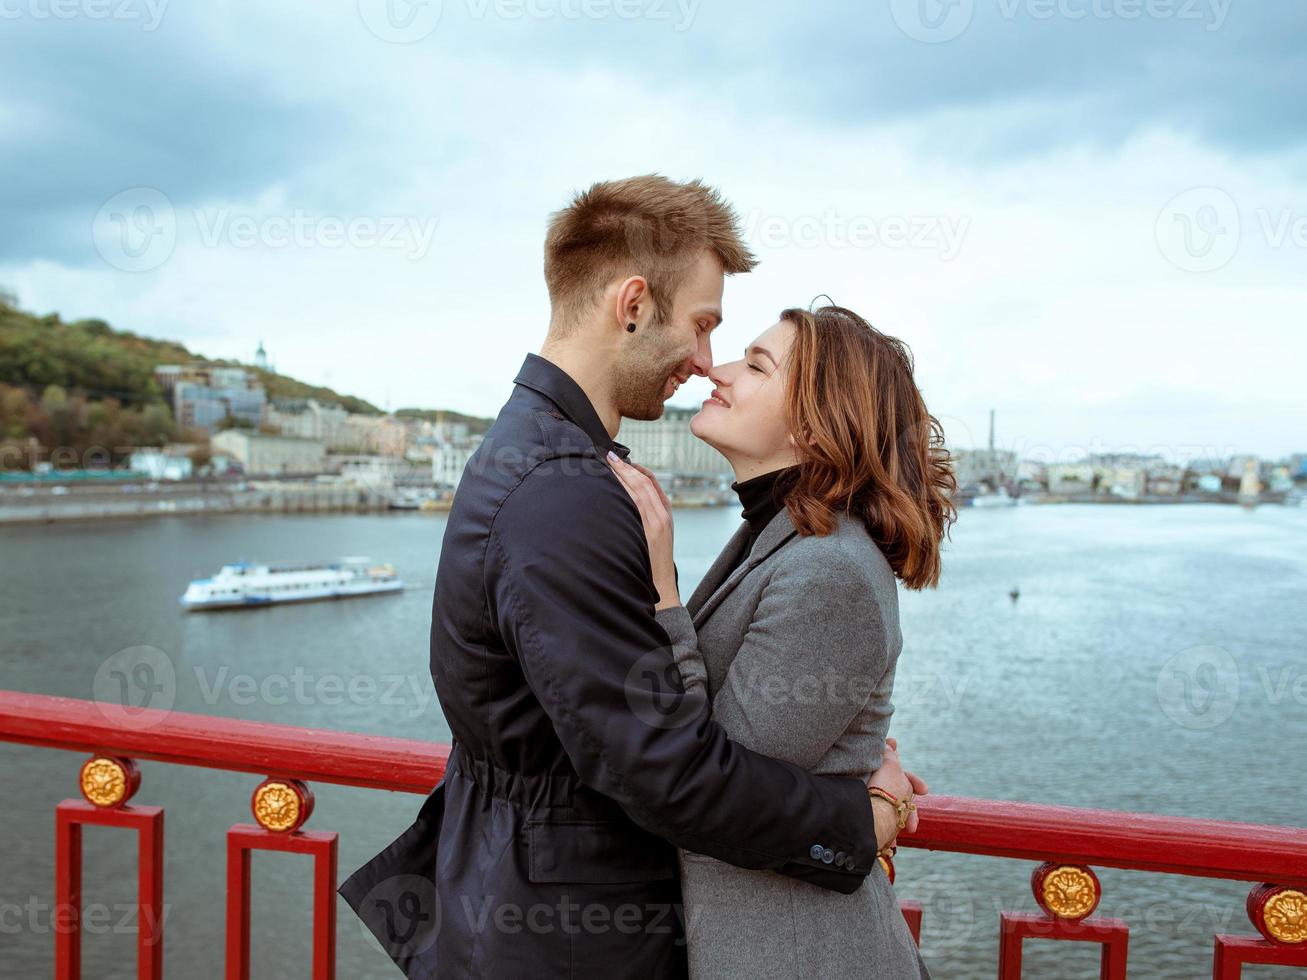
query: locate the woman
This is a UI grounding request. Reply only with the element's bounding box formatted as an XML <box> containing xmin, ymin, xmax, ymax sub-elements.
<box><xmin>608</xmin><ymin>304</ymin><xmax>955</xmax><ymax>979</ymax></box>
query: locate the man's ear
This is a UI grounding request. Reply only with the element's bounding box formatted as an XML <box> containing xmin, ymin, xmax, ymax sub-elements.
<box><xmin>614</xmin><ymin>275</ymin><xmax>651</xmax><ymax>331</ymax></box>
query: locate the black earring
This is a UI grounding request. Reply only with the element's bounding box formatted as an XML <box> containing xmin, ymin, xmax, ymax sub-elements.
<box><xmin>626</xmin><ymin>322</ymin><xmax>636</xmax><ymax>333</ymax></box>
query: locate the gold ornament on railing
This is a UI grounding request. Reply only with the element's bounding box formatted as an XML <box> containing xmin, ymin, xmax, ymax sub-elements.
<box><xmin>1032</xmin><ymin>862</ymin><xmax>1101</xmax><ymax>921</ymax></box>
<box><xmin>1248</xmin><ymin>884</ymin><xmax>1307</xmax><ymax>945</ymax></box>
<box><xmin>250</xmin><ymin>777</ymin><xmax>314</xmax><ymax>833</ymax></box>
<box><xmin>879</xmin><ymin>853</ymin><xmax>896</xmax><ymax>884</ymax></box>
<box><xmin>79</xmin><ymin>756</ymin><xmax>140</xmax><ymax>808</ymax></box>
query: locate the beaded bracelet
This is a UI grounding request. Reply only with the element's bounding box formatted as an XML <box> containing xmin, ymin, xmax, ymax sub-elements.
<box><xmin>868</xmin><ymin>785</ymin><xmax>917</xmax><ymax>833</ymax></box>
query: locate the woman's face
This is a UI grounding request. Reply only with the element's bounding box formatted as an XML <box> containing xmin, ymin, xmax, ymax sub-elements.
<box><xmin>690</xmin><ymin>319</ymin><xmax>797</xmax><ymax>469</ymax></box>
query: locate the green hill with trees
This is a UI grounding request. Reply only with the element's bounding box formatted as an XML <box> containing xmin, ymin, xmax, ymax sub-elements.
<box><xmin>0</xmin><ymin>292</ymin><xmax>488</xmax><ymax>471</ymax></box>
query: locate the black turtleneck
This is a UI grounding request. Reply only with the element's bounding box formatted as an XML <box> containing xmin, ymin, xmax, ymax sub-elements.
<box><xmin>729</xmin><ymin>465</ymin><xmax>800</xmax><ymax>573</ymax></box>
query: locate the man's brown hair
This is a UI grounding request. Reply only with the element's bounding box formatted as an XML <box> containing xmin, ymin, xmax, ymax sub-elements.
<box><xmin>544</xmin><ymin>175</ymin><xmax>758</xmax><ymax>331</ymax></box>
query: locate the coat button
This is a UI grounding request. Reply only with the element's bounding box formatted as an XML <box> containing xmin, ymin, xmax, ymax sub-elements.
<box><xmin>844</xmin><ymin>856</ymin><xmax>856</xmax><ymax>869</ymax></box>
<box><xmin>822</xmin><ymin>848</ymin><xmax>835</xmax><ymax>864</ymax></box>
<box><xmin>809</xmin><ymin>844</ymin><xmax>824</xmax><ymax>861</ymax></box>
<box><xmin>835</xmin><ymin>851</ymin><xmax>846</xmax><ymax>864</ymax></box>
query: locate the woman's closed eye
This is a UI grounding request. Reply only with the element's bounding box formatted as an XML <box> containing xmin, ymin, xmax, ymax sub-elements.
<box><xmin>748</xmin><ymin>362</ymin><xmax>764</xmax><ymax>373</ymax></box>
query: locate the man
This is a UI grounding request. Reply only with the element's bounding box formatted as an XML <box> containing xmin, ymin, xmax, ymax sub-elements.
<box><xmin>341</xmin><ymin>175</ymin><xmax>913</xmax><ymax>978</ymax></box>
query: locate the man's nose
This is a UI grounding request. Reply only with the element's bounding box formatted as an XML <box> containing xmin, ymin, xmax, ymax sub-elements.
<box><xmin>690</xmin><ymin>341</ymin><xmax>713</xmax><ymax>377</ymax></box>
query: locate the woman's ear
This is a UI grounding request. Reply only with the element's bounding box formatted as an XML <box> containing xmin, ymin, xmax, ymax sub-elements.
<box><xmin>788</xmin><ymin>425</ymin><xmax>817</xmax><ymax>449</ymax></box>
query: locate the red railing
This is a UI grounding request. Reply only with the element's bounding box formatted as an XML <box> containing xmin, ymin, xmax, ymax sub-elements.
<box><xmin>2</xmin><ymin>689</ymin><xmax>1305</xmax><ymax>978</ymax></box>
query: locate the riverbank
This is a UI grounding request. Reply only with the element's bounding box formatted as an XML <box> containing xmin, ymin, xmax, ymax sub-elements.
<box><xmin>3</xmin><ymin>480</ymin><xmax>1301</xmax><ymax>526</ymax></box>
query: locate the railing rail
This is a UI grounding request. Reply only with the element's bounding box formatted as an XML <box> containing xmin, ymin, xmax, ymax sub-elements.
<box><xmin>0</xmin><ymin>690</ymin><xmax>445</xmax><ymax>793</ymax></box>
<box><xmin>3</xmin><ymin>689</ymin><xmax>1305</xmax><ymax>979</ymax></box>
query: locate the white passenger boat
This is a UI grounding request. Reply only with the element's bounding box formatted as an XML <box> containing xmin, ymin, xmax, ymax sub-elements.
<box><xmin>179</xmin><ymin>557</ymin><xmax>403</xmax><ymax>611</ymax></box>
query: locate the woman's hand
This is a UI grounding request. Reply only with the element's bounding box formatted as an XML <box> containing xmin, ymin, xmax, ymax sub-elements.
<box><xmin>606</xmin><ymin>452</ymin><xmax>680</xmax><ymax>610</ymax></box>
<box><xmin>868</xmin><ymin>737</ymin><xmax>928</xmax><ymax>846</ymax></box>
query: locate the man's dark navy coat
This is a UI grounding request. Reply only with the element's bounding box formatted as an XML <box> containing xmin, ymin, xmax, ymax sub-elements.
<box><xmin>341</xmin><ymin>354</ymin><xmax>878</xmax><ymax>978</ymax></box>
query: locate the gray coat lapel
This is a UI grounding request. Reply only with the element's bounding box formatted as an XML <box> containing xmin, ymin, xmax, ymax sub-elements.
<box><xmin>688</xmin><ymin>509</ymin><xmax>799</xmax><ymax>629</ymax></box>
<box><xmin>684</xmin><ymin>522</ymin><xmax>749</xmax><ymax>614</ymax></box>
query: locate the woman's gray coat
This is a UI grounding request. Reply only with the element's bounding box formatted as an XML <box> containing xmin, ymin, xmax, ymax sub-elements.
<box><xmin>655</xmin><ymin>507</ymin><xmax>931</xmax><ymax>980</ymax></box>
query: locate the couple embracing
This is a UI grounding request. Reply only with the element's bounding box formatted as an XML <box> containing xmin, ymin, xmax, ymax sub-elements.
<box><xmin>341</xmin><ymin>174</ymin><xmax>955</xmax><ymax>979</ymax></box>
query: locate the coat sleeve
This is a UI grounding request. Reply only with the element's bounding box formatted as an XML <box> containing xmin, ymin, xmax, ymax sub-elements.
<box><xmin>657</xmin><ymin>551</ymin><xmax>892</xmax><ymax>772</ymax></box>
<box><xmin>485</xmin><ymin>458</ymin><xmax>878</xmax><ymax>891</ymax></box>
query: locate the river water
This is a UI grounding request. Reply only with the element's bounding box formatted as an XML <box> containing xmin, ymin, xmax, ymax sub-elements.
<box><xmin>1</xmin><ymin>503</ymin><xmax>1304</xmax><ymax>978</ymax></box>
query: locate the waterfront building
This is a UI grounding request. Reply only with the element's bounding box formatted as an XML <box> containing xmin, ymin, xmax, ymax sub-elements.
<box><xmin>431</xmin><ymin>437</ymin><xmax>484</xmax><ymax>490</ymax></box>
<box><xmin>1046</xmin><ymin>463</ymin><xmax>1096</xmax><ymax>495</ymax></box>
<box><xmin>267</xmin><ymin>399</ymin><xmax>350</xmax><ymax>447</ymax></box>
<box><xmin>616</xmin><ymin>406</ymin><xmax>732</xmax><ymax>485</ymax></box>
<box><xmin>154</xmin><ymin>363</ymin><xmax>267</xmax><ymax>434</ymax></box>
<box><xmin>126</xmin><ymin>444</ymin><xmax>196</xmax><ymax>481</ymax></box>
<box><xmin>339</xmin><ymin>413</ymin><xmax>408</xmax><ymax>456</ymax></box>
<box><xmin>210</xmin><ymin>430</ymin><xmax>326</xmax><ymax>476</ymax></box>
<box><xmin>952</xmin><ymin>448</ymin><xmax>1019</xmax><ymax>492</ymax></box>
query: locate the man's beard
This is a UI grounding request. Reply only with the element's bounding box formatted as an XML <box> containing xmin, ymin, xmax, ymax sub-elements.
<box><xmin>612</xmin><ymin>325</ymin><xmax>684</xmax><ymax>422</ymax></box>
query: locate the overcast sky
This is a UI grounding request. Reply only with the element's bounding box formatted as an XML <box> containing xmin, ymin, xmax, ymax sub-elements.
<box><xmin>2</xmin><ymin>0</ymin><xmax>1304</xmax><ymax>460</ymax></box>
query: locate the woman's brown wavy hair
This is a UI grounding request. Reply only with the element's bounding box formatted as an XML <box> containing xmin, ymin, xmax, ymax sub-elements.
<box><xmin>777</xmin><ymin>304</ymin><xmax>957</xmax><ymax>589</ymax></box>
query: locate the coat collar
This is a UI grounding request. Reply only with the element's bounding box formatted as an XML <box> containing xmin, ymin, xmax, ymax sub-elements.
<box><xmin>512</xmin><ymin>353</ymin><xmax>631</xmax><ymax>460</ymax></box>
<box><xmin>686</xmin><ymin>506</ymin><xmax>800</xmax><ymax>628</ymax></box>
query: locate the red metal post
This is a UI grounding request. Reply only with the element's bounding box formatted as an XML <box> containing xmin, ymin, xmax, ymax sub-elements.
<box><xmin>899</xmin><ymin>900</ymin><xmax>923</xmax><ymax>945</ymax></box>
<box><xmin>54</xmin><ymin>800</ymin><xmax>164</xmax><ymax>980</ymax></box>
<box><xmin>998</xmin><ymin>911</ymin><xmax>1128</xmax><ymax>980</ymax></box>
<box><xmin>225</xmin><ymin>824</ymin><xmax>338</xmax><ymax>980</ymax></box>
<box><xmin>1213</xmin><ymin>935</ymin><xmax>1307</xmax><ymax>979</ymax></box>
